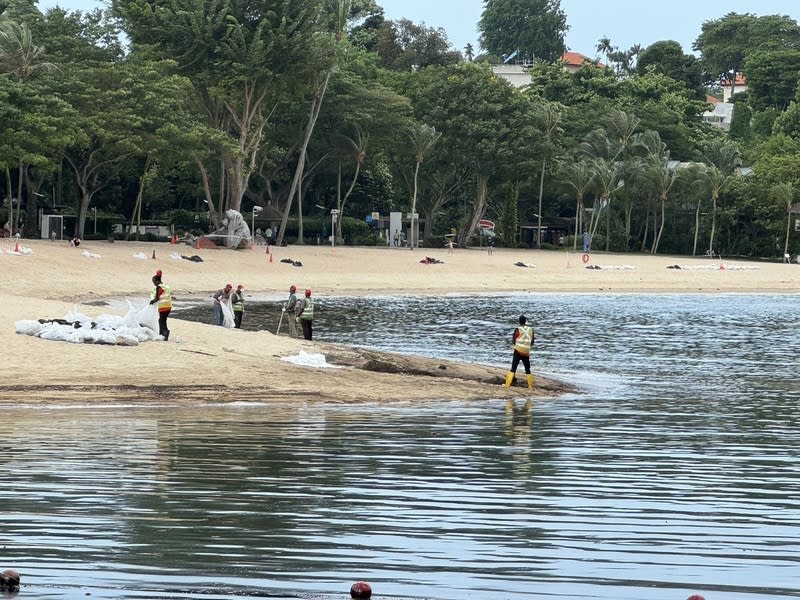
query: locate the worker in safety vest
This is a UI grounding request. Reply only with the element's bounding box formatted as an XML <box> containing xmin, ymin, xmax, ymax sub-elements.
<box><xmin>503</xmin><ymin>315</ymin><xmax>534</xmax><ymax>389</ymax></box>
<box><xmin>231</xmin><ymin>284</ymin><xmax>245</xmax><ymax>329</ymax></box>
<box><xmin>149</xmin><ymin>269</ymin><xmax>172</xmax><ymax>341</ymax></box>
<box><xmin>296</xmin><ymin>288</ymin><xmax>314</xmax><ymax>340</ymax></box>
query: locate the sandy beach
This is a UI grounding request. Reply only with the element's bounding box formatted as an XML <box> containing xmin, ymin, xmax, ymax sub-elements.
<box><xmin>2</xmin><ymin>237</ymin><xmax>797</xmax><ymax>404</ymax></box>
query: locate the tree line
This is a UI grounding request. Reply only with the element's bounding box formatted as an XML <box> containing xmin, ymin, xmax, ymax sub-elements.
<box><xmin>1</xmin><ymin>0</ymin><xmax>799</xmax><ymax>258</ymax></box>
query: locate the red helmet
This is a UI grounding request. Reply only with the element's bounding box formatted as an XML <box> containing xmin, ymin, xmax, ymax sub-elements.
<box><xmin>290</xmin><ymin>285</ymin><xmax>297</xmax><ymax>293</ymax></box>
<box><xmin>305</xmin><ymin>289</ymin><xmax>311</xmax><ymax>297</ymax></box>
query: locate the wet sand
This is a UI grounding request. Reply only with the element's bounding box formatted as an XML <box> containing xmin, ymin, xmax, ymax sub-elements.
<box><xmin>1</xmin><ymin>238</ymin><xmax>797</xmax><ymax>403</ymax></box>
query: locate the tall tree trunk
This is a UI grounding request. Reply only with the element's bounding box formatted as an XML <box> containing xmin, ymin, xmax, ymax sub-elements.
<box><xmin>15</xmin><ymin>161</ymin><xmax>23</xmax><ymax>236</ymax></box>
<box><xmin>573</xmin><ymin>192</ymin><xmax>583</xmax><ymax>252</ymax></box>
<box><xmin>126</xmin><ymin>154</ymin><xmax>152</xmax><ymax>241</ymax></box>
<box><xmin>692</xmin><ymin>198</ymin><xmax>702</xmax><ymax>256</ymax></box>
<box><xmin>409</xmin><ymin>160</ymin><xmax>421</xmax><ymax>249</ymax></box>
<box><xmin>457</xmin><ymin>173</ymin><xmax>488</xmax><ymax>248</ymax></box>
<box><xmin>653</xmin><ymin>194</ymin><xmax>666</xmax><ymax>254</ymax></box>
<box><xmin>536</xmin><ymin>158</ymin><xmax>545</xmax><ymax>248</ymax></box>
<box><xmin>196</xmin><ymin>159</ymin><xmax>220</xmax><ymax>230</ymax></box>
<box><xmin>4</xmin><ymin>167</ymin><xmax>12</xmax><ymax>234</ymax></box>
<box><xmin>784</xmin><ymin>204</ymin><xmax>792</xmax><ymax>258</ymax></box>
<box><xmin>336</xmin><ymin>158</ymin><xmax>362</xmax><ymax>241</ymax></box>
<box><xmin>276</xmin><ymin>71</ymin><xmax>332</xmax><ymax>246</ymax></box>
<box><xmin>708</xmin><ymin>193</ymin><xmax>718</xmax><ymax>255</ymax></box>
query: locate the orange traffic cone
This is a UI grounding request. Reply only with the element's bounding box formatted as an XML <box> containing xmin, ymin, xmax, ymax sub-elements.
<box><xmin>152</xmin><ymin>249</ymin><xmax>156</xmax><ymax>260</ymax></box>
<box><xmin>269</xmin><ymin>252</ymin><xmax>273</xmax><ymax>263</ymax></box>
<box><xmin>13</xmin><ymin>240</ymin><xmax>20</xmax><ymax>253</ymax></box>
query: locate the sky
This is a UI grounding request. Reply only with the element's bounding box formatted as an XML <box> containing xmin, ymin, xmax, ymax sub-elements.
<box><xmin>37</xmin><ymin>0</ymin><xmax>800</xmax><ymax>58</ymax></box>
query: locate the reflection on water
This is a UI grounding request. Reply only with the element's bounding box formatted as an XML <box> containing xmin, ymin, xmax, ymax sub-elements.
<box><xmin>3</xmin><ymin>294</ymin><xmax>800</xmax><ymax>599</ymax></box>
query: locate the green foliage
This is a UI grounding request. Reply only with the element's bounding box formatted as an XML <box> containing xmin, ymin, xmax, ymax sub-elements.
<box><xmin>744</xmin><ymin>48</ymin><xmax>800</xmax><ymax>111</ymax></box>
<box><xmin>636</xmin><ymin>40</ymin><xmax>704</xmax><ymax>99</ymax></box>
<box><xmin>1</xmin><ymin>1</ymin><xmax>800</xmax><ymax>258</ymax></box>
<box><xmin>360</xmin><ymin>17</ymin><xmax>461</xmax><ymax>72</ymax></box>
<box><xmin>478</xmin><ymin>0</ymin><xmax>567</xmax><ymax>63</ymax></box>
<box><xmin>728</xmin><ymin>102</ymin><xmax>752</xmax><ymax>143</ymax></box>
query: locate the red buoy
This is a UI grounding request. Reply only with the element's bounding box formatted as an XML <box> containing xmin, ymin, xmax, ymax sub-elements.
<box><xmin>687</xmin><ymin>595</ymin><xmax>706</xmax><ymax>600</ymax></box>
<box><xmin>350</xmin><ymin>581</ymin><xmax>372</xmax><ymax>598</ymax></box>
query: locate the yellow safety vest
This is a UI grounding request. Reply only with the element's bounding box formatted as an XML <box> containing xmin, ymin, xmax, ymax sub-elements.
<box><xmin>232</xmin><ymin>291</ymin><xmax>244</xmax><ymax>313</ymax></box>
<box><xmin>514</xmin><ymin>325</ymin><xmax>533</xmax><ymax>355</ymax></box>
<box><xmin>300</xmin><ymin>297</ymin><xmax>314</xmax><ymax>320</ymax></box>
<box><xmin>151</xmin><ymin>283</ymin><xmax>172</xmax><ymax>312</ymax></box>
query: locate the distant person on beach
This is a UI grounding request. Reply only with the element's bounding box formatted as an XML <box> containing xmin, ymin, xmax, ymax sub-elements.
<box><xmin>503</xmin><ymin>315</ymin><xmax>534</xmax><ymax>389</ymax></box>
<box><xmin>231</xmin><ymin>284</ymin><xmax>245</xmax><ymax>328</ymax></box>
<box><xmin>69</xmin><ymin>237</ymin><xmax>81</xmax><ymax>247</ymax></box>
<box><xmin>286</xmin><ymin>285</ymin><xmax>299</xmax><ymax>337</ymax></box>
<box><xmin>266</xmin><ymin>225</ymin><xmax>274</xmax><ymax>246</ymax></box>
<box><xmin>149</xmin><ymin>269</ymin><xmax>172</xmax><ymax>341</ymax></box>
<box><xmin>213</xmin><ymin>283</ymin><xmax>233</xmax><ymax>326</ymax></box>
<box><xmin>296</xmin><ymin>288</ymin><xmax>314</xmax><ymax>340</ymax></box>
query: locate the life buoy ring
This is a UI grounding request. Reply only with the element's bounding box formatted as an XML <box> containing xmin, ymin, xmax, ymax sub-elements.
<box><xmin>582</xmin><ymin>253</ymin><xmax>590</xmax><ymax>264</ymax></box>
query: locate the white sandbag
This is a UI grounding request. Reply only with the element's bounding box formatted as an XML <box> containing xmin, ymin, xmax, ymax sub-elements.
<box><xmin>221</xmin><ymin>299</ymin><xmax>235</xmax><ymax>329</ymax></box>
<box><xmin>281</xmin><ymin>350</ymin><xmax>342</xmax><ymax>369</ymax></box>
<box><xmin>14</xmin><ymin>320</ymin><xmax>43</xmax><ymax>336</ymax></box>
<box><xmin>17</xmin><ymin>303</ymin><xmax>161</xmax><ymax>345</ymax></box>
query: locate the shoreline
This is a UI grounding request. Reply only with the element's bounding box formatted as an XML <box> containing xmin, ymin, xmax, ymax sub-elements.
<box><xmin>2</xmin><ymin>239</ymin><xmax>798</xmax><ymax>405</ymax></box>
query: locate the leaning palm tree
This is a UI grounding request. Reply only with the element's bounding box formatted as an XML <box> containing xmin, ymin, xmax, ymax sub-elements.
<box><xmin>579</xmin><ymin>112</ymin><xmax>640</xmax><ymax>251</ymax></box>
<box><xmin>559</xmin><ymin>160</ymin><xmax>594</xmax><ymax>251</ymax></box>
<box><xmin>406</xmin><ymin>121</ymin><xmax>441</xmax><ymax>249</ymax></box>
<box><xmin>335</xmin><ymin>125</ymin><xmax>369</xmax><ymax>241</ymax></box>
<box><xmin>702</xmin><ymin>139</ymin><xmax>742</xmax><ymax>256</ymax></box>
<box><xmin>773</xmin><ymin>182</ymin><xmax>795</xmax><ymax>260</ymax></box>
<box><xmin>632</xmin><ymin>130</ymin><xmax>678</xmax><ymax>254</ymax></box>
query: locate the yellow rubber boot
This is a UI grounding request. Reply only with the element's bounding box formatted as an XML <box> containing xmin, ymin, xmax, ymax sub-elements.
<box><xmin>527</xmin><ymin>374</ymin><xmax>534</xmax><ymax>389</ymax></box>
<box><xmin>503</xmin><ymin>372</ymin><xmax>514</xmax><ymax>387</ymax></box>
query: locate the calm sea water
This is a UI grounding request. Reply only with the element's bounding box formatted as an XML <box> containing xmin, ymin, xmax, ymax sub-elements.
<box><xmin>2</xmin><ymin>294</ymin><xmax>799</xmax><ymax>600</ymax></box>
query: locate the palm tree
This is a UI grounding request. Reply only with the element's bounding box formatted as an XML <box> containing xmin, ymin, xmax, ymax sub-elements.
<box><xmin>595</xmin><ymin>37</ymin><xmax>615</xmax><ymax>61</ymax></box>
<box><xmin>676</xmin><ymin>164</ymin><xmax>708</xmax><ymax>256</ymax></box>
<box><xmin>773</xmin><ymin>182</ymin><xmax>795</xmax><ymax>260</ymax></box>
<box><xmin>335</xmin><ymin>125</ymin><xmax>368</xmax><ymax>241</ymax></box>
<box><xmin>0</xmin><ymin>19</ymin><xmax>56</xmax><ymax>81</ymax></box>
<box><xmin>464</xmin><ymin>43</ymin><xmax>474</xmax><ymax>62</ymax></box>
<box><xmin>535</xmin><ymin>102</ymin><xmax>562</xmax><ymax>247</ymax></box>
<box><xmin>559</xmin><ymin>160</ymin><xmax>594</xmax><ymax>251</ymax></box>
<box><xmin>702</xmin><ymin>139</ymin><xmax>741</xmax><ymax>256</ymax></box>
<box><xmin>406</xmin><ymin>122</ymin><xmax>441</xmax><ymax>249</ymax></box>
<box><xmin>578</xmin><ymin>111</ymin><xmax>640</xmax><ymax>251</ymax></box>
<box><xmin>633</xmin><ymin>130</ymin><xmax>679</xmax><ymax>254</ymax></box>
<box><xmin>587</xmin><ymin>156</ymin><xmax>624</xmax><ymax>250</ymax></box>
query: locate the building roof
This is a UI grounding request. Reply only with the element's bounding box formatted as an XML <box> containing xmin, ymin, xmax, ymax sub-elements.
<box><xmin>561</xmin><ymin>51</ymin><xmax>604</xmax><ymax>69</ymax></box>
